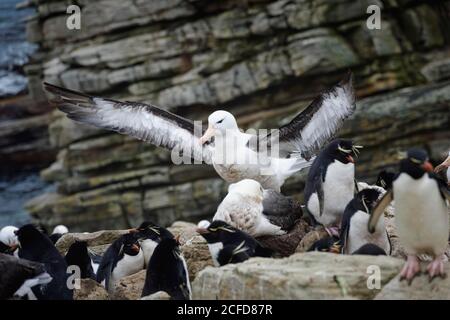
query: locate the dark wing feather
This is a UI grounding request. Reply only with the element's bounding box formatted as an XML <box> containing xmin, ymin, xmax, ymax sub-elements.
<box><xmin>251</xmin><ymin>72</ymin><xmax>355</xmax><ymax>159</ymax></box>
<box><xmin>43</xmin><ymin>82</ymin><xmax>212</xmax><ymax>163</ymax></box>
<box><xmin>262</xmin><ymin>190</ymin><xmax>302</xmax><ymax>231</ymax></box>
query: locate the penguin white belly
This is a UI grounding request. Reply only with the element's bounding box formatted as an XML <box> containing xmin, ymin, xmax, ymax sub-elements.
<box><xmin>346</xmin><ymin>211</ymin><xmax>390</xmax><ymax>254</ymax></box>
<box><xmin>110</xmin><ymin>251</ymin><xmax>144</xmax><ymax>291</ymax></box>
<box><xmin>394</xmin><ymin>174</ymin><xmax>449</xmax><ymax>256</ymax></box>
<box><xmin>140</xmin><ymin>239</ymin><xmax>158</xmax><ymax>267</ymax></box>
<box><xmin>207</xmin><ymin>242</ymin><xmax>223</xmax><ymax>267</ymax></box>
<box><xmin>179</xmin><ymin>254</ymin><xmax>192</xmax><ymax>299</ymax></box>
<box><xmin>310</xmin><ymin>161</ymin><xmax>354</xmax><ymax>226</ymax></box>
<box><xmin>91</xmin><ymin>260</ymin><xmax>99</xmax><ymax>274</ymax></box>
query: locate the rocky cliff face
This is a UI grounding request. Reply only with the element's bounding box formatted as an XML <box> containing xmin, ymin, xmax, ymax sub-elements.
<box><xmin>23</xmin><ymin>0</ymin><xmax>450</xmax><ymax>231</ymax></box>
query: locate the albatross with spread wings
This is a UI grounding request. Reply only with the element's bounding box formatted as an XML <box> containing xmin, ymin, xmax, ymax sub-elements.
<box><xmin>43</xmin><ymin>72</ymin><xmax>355</xmax><ymax>191</ymax></box>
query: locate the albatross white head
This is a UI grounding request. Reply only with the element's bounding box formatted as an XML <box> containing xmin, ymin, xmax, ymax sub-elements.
<box><xmin>228</xmin><ymin>179</ymin><xmax>264</xmax><ymax>201</ymax></box>
<box><xmin>199</xmin><ymin>110</ymin><xmax>238</xmax><ymax>144</ymax></box>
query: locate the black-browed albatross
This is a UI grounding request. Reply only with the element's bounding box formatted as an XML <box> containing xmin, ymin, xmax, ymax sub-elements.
<box><xmin>43</xmin><ymin>73</ymin><xmax>355</xmax><ymax>191</ymax></box>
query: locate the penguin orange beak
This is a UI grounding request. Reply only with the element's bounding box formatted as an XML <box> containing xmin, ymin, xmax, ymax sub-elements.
<box><xmin>199</xmin><ymin>126</ymin><xmax>215</xmax><ymax>145</ymax></box>
<box><xmin>346</xmin><ymin>155</ymin><xmax>354</xmax><ymax>163</ymax></box>
<box><xmin>421</xmin><ymin>161</ymin><xmax>433</xmax><ymax>172</ymax></box>
<box><xmin>128</xmin><ymin>228</ymin><xmax>138</xmax><ymax>234</ymax></box>
<box><xmin>131</xmin><ymin>244</ymin><xmax>140</xmax><ymax>253</ymax></box>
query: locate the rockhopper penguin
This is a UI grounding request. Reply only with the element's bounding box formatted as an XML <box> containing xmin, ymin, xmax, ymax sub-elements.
<box><xmin>304</xmin><ymin>139</ymin><xmax>361</xmax><ymax>236</ymax></box>
<box><xmin>197</xmin><ymin>220</ymin><xmax>272</xmax><ymax>266</ymax></box>
<box><xmin>133</xmin><ymin>221</ymin><xmax>174</xmax><ymax>268</ymax></box>
<box><xmin>369</xmin><ymin>148</ymin><xmax>450</xmax><ymax>283</ymax></box>
<box><xmin>340</xmin><ymin>188</ymin><xmax>391</xmax><ymax>255</ymax></box>
<box><xmin>96</xmin><ymin>233</ymin><xmax>144</xmax><ymax>292</ymax></box>
<box><xmin>16</xmin><ymin>224</ymin><xmax>73</xmax><ymax>300</ymax></box>
<box><xmin>141</xmin><ymin>237</ymin><xmax>191</xmax><ymax>300</ymax></box>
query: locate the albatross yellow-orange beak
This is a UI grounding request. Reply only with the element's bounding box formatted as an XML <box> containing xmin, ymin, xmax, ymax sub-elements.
<box><xmin>199</xmin><ymin>125</ymin><xmax>215</xmax><ymax>145</ymax></box>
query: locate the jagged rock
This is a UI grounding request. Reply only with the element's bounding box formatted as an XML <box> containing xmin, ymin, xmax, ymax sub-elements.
<box><xmin>140</xmin><ymin>291</ymin><xmax>171</xmax><ymax>300</ymax></box>
<box><xmin>112</xmin><ymin>270</ymin><xmax>146</xmax><ymax>300</ymax></box>
<box><xmin>0</xmin><ymin>109</ymin><xmax>56</xmax><ymax>171</ymax></box>
<box><xmin>181</xmin><ymin>235</ymin><xmax>214</xmax><ymax>282</ymax></box>
<box><xmin>295</xmin><ymin>227</ymin><xmax>330</xmax><ymax>253</ymax></box>
<box><xmin>192</xmin><ymin>252</ymin><xmax>403</xmax><ymax>299</ymax></box>
<box><xmin>55</xmin><ymin>230</ymin><xmax>130</xmax><ymax>254</ymax></box>
<box><xmin>257</xmin><ymin>219</ymin><xmax>312</xmax><ymax>257</ymax></box>
<box><xmin>375</xmin><ymin>267</ymin><xmax>450</xmax><ymax>300</ymax></box>
<box><xmin>167</xmin><ymin>221</ymin><xmax>214</xmax><ymax>281</ymax></box>
<box><xmin>74</xmin><ymin>279</ymin><xmax>110</xmax><ymax>300</ymax></box>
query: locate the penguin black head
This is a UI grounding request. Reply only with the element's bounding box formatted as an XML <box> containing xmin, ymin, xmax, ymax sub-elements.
<box><xmin>153</xmin><ymin>237</ymin><xmax>180</xmax><ymax>255</ymax></box>
<box><xmin>307</xmin><ymin>235</ymin><xmax>341</xmax><ymax>253</ymax></box>
<box><xmin>376</xmin><ymin>170</ymin><xmax>396</xmax><ymax>189</ymax></box>
<box><xmin>120</xmin><ymin>233</ymin><xmax>141</xmax><ymax>256</ymax></box>
<box><xmin>15</xmin><ymin>224</ymin><xmax>50</xmax><ymax>249</ymax></box>
<box><xmin>65</xmin><ymin>241</ymin><xmax>94</xmax><ymax>279</ymax></box>
<box><xmin>196</xmin><ymin>220</ymin><xmax>239</xmax><ymax>244</ymax></box>
<box><xmin>352</xmin><ymin>243</ymin><xmax>386</xmax><ymax>256</ymax></box>
<box><xmin>356</xmin><ymin>188</ymin><xmax>381</xmax><ymax>213</ymax></box>
<box><xmin>400</xmin><ymin>148</ymin><xmax>433</xmax><ymax>179</ymax></box>
<box><xmin>325</xmin><ymin>139</ymin><xmax>361</xmax><ymax>164</ymax></box>
<box><xmin>135</xmin><ymin>221</ymin><xmax>174</xmax><ymax>241</ymax></box>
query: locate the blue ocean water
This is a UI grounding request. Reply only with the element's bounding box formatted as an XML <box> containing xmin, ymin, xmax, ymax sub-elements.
<box><xmin>0</xmin><ymin>0</ymin><xmax>37</xmax><ymax>97</ymax></box>
<box><xmin>0</xmin><ymin>1</ymin><xmax>53</xmax><ymax>228</ymax></box>
<box><xmin>0</xmin><ymin>173</ymin><xmax>55</xmax><ymax>227</ymax></box>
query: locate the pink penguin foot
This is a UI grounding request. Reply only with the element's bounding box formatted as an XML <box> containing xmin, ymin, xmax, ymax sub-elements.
<box><xmin>426</xmin><ymin>255</ymin><xmax>447</xmax><ymax>282</ymax></box>
<box><xmin>400</xmin><ymin>255</ymin><xmax>421</xmax><ymax>285</ymax></box>
<box><xmin>325</xmin><ymin>226</ymin><xmax>340</xmax><ymax>238</ymax></box>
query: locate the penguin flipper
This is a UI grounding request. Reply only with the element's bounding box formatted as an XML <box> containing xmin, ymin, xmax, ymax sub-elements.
<box><xmin>254</xmin><ymin>241</ymin><xmax>273</xmax><ymax>258</ymax></box>
<box><xmin>317</xmin><ymin>178</ymin><xmax>324</xmax><ymax>216</ymax></box>
<box><xmin>217</xmin><ymin>244</ymin><xmax>250</xmax><ymax>266</ymax></box>
<box><xmin>339</xmin><ymin>205</ymin><xmax>355</xmax><ymax>254</ymax></box>
<box><xmin>368</xmin><ymin>190</ymin><xmax>393</xmax><ymax>233</ymax></box>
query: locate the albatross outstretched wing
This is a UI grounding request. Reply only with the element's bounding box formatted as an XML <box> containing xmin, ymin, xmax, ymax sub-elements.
<box><xmin>252</xmin><ymin>72</ymin><xmax>355</xmax><ymax>159</ymax></box>
<box><xmin>43</xmin><ymin>83</ymin><xmax>212</xmax><ymax>163</ymax></box>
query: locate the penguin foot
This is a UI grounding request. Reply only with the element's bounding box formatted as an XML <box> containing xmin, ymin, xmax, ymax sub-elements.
<box><xmin>325</xmin><ymin>227</ymin><xmax>340</xmax><ymax>238</ymax></box>
<box><xmin>399</xmin><ymin>255</ymin><xmax>421</xmax><ymax>285</ymax></box>
<box><xmin>426</xmin><ymin>255</ymin><xmax>446</xmax><ymax>282</ymax></box>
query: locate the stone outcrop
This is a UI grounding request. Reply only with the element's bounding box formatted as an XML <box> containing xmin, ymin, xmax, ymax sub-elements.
<box><xmin>192</xmin><ymin>252</ymin><xmax>404</xmax><ymax>300</ymax></box>
<box><xmin>74</xmin><ymin>278</ymin><xmax>110</xmax><ymax>300</ymax></box>
<box><xmin>375</xmin><ymin>271</ymin><xmax>450</xmax><ymax>300</ymax></box>
<box><xmin>20</xmin><ymin>0</ymin><xmax>450</xmax><ymax>231</ymax></box>
<box><xmin>57</xmin><ymin>221</ymin><xmax>450</xmax><ymax>300</ymax></box>
<box><xmin>55</xmin><ymin>229</ymin><xmax>129</xmax><ymax>254</ymax></box>
<box><xmin>0</xmin><ymin>96</ymin><xmax>55</xmax><ymax>172</ymax></box>
<box><xmin>112</xmin><ymin>270</ymin><xmax>146</xmax><ymax>300</ymax></box>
